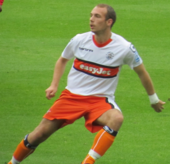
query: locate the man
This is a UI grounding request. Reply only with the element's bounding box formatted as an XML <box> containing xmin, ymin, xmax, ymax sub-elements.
<box><xmin>0</xmin><ymin>0</ymin><xmax>4</xmax><ymax>12</ymax></box>
<box><xmin>7</xmin><ymin>4</ymin><xmax>165</xmax><ymax>164</ymax></box>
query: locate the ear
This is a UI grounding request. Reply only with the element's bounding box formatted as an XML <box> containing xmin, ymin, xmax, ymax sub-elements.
<box><xmin>107</xmin><ymin>18</ymin><xmax>113</xmax><ymax>27</ymax></box>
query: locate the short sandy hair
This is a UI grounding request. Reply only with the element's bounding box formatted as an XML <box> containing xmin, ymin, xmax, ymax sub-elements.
<box><xmin>96</xmin><ymin>4</ymin><xmax>116</xmax><ymax>28</ymax></box>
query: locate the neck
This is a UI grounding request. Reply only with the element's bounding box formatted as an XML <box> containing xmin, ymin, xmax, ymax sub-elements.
<box><xmin>94</xmin><ymin>31</ymin><xmax>112</xmax><ymax>44</ymax></box>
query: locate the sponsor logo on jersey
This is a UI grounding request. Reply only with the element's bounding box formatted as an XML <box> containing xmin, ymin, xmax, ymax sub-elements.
<box><xmin>79</xmin><ymin>47</ymin><xmax>93</xmax><ymax>52</ymax></box>
<box><xmin>73</xmin><ymin>58</ymin><xmax>119</xmax><ymax>78</ymax></box>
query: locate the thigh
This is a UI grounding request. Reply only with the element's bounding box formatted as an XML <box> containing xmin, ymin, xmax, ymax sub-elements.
<box><xmin>84</xmin><ymin>96</ymin><xmax>121</xmax><ymax>133</ymax></box>
<box><xmin>94</xmin><ymin>109</ymin><xmax>123</xmax><ymax>131</ymax></box>
<box><xmin>94</xmin><ymin>109</ymin><xmax>122</xmax><ymax>126</ymax></box>
<box><xmin>34</xmin><ymin>118</ymin><xmax>64</xmax><ymax>134</ymax></box>
<box><xmin>43</xmin><ymin>89</ymin><xmax>87</xmax><ymax>126</ymax></box>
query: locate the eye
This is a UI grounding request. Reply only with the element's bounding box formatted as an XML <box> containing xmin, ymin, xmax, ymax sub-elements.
<box><xmin>90</xmin><ymin>13</ymin><xmax>101</xmax><ymax>18</ymax></box>
<box><xmin>95</xmin><ymin>14</ymin><xmax>101</xmax><ymax>18</ymax></box>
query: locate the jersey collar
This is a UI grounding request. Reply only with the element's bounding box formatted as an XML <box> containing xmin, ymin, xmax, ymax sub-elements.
<box><xmin>92</xmin><ymin>35</ymin><xmax>112</xmax><ymax>48</ymax></box>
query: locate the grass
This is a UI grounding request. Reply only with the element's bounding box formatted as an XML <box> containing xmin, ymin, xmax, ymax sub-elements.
<box><xmin>0</xmin><ymin>0</ymin><xmax>170</xmax><ymax>163</ymax></box>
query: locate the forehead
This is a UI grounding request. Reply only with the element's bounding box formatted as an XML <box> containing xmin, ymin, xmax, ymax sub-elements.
<box><xmin>91</xmin><ymin>6</ymin><xmax>107</xmax><ymax>16</ymax></box>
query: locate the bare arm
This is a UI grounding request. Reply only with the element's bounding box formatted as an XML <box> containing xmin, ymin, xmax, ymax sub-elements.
<box><xmin>45</xmin><ymin>56</ymin><xmax>69</xmax><ymax>99</ymax></box>
<box><xmin>134</xmin><ymin>64</ymin><xmax>155</xmax><ymax>95</ymax></box>
<box><xmin>134</xmin><ymin>63</ymin><xmax>165</xmax><ymax>112</ymax></box>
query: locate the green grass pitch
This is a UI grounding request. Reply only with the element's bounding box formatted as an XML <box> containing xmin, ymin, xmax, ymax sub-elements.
<box><xmin>0</xmin><ymin>0</ymin><xmax>170</xmax><ymax>163</ymax></box>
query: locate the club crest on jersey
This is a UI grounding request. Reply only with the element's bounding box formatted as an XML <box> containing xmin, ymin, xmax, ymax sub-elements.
<box><xmin>106</xmin><ymin>52</ymin><xmax>115</xmax><ymax>60</ymax></box>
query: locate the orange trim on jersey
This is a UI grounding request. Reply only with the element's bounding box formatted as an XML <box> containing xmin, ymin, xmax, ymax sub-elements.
<box><xmin>92</xmin><ymin>35</ymin><xmax>112</xmax><ymax>47</ymax></box>
<box><xmin>73</xmin><ymin>58</ymin><xmax>119</xmax><ymax>78</ymax></box>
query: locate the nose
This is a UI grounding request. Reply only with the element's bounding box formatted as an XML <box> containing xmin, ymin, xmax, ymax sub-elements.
<box><xmin>90</xmin><ymin>15</ymin><xmax>94</xmax><ymax>22</ymax></box>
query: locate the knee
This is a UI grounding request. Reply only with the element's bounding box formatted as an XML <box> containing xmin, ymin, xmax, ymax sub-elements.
<box><xmin>34</xmin><ymin>130</ymin><xmax>49</xmax><ymax>141</ymax></box>
<box><xmin>114</xmin><ymin>111</ymin><xmax>124</xmax><ymax>124</ymax></box>
<box><xmin>107</xmin><ymin>110</ymin><xmax>124</xmax><ymax>129</ymax></box>
<box><xmin>109</xmin><ymin>110</ymin><xmax>123</xmax><ymax>123</ymax></box>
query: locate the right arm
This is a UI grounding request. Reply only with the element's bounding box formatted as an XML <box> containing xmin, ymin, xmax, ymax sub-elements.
<box><xmin>45</xmin><ymin>34</ymin><xmax>77</xmax><ymax>99</ymax></box>
<box><xmin>45</xmin><ymin>56</ymin><xmax>69</xmax><ymax>99</ymax></box>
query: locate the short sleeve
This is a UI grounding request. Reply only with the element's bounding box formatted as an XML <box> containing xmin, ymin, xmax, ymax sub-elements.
<box><xmin>124</xmin><ymin>44</ymin><xmax>143</xmax><ymax>69</ymax></box>
<box><xmin>61</xmin><ymin>35</ymin><xmax>78</xmax><ymax>60</ymax></box>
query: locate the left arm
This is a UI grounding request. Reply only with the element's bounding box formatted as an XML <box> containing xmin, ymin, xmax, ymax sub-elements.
<box><xmin>134</xmin><ymin>63</ymin><xmax>165</xmax><ymax>112</ymax></box>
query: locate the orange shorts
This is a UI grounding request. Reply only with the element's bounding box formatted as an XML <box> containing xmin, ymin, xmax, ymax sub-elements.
<box><xmin>43</xmin><ymin>89</ymin><xmax>118</xmax><ymax>133</ymax></box>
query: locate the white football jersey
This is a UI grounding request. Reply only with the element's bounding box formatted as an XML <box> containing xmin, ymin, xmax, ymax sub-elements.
<box><xmin>62</xmin><ymin>32</ymin><xmax>142</xmax><ymax>97</ymax></box>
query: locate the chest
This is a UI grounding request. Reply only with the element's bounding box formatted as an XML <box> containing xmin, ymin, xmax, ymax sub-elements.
<box><xmin>74</xmin><ymin>41</ymin><xmax>126</xmax><ymax>67</ymax></box>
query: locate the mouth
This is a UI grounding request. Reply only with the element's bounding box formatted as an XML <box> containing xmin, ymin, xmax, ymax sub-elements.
<box><xmin>90</xmin><ymin>24</ymin><xmax>95</xmax><ymax>29</ymax></box>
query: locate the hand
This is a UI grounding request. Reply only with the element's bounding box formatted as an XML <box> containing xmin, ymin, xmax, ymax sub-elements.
<box><xmin>0</xmin><ymin>5</ymin><xmax>2</xmax><ymax>12</ymax></box>
<box><xmin>45</xmin><ymin>86</ymin><xmax>57</xmax><ymax>100</ymax></box>
<box><xmin>151</xmin><ymin>100</ymin><xmax>165</xmax><ymax>113</ymax></box>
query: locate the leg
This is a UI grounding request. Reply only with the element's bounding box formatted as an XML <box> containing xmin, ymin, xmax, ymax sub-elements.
<box><xmin>8</xmin><ymin>118</ymin><xmax>64</xmax><ymax>164</ymax></box>
<box><xmin>28</xmin><ymin>118</ymin><xmax>64</xmax><ymax>145</ymax></box>
<box><xmin>82</xmin><ymin>109</ymin><xmax>123</xmax><ymax>164</ymax></box>
<box><xmin>95</xmin><ymin>108</ymin><xmax>123</xmax><ymax>131</ymax></box>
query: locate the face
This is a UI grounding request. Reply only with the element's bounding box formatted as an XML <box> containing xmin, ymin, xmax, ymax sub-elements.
<box><xmin>90</xmin><ymin>6</ymin><xmax>111</xmax><ymax>34</ymax></box>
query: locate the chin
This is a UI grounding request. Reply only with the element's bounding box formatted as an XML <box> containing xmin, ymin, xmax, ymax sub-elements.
<box><xmin>91</xmin><ymin>29</ymin><xmax>97</xmax><ymax>33</ymax></box>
